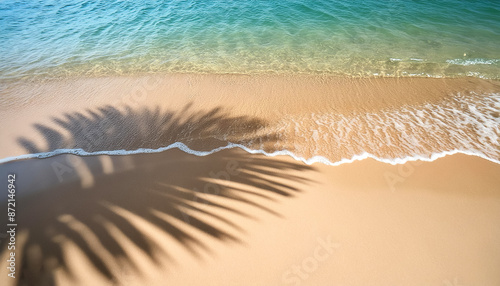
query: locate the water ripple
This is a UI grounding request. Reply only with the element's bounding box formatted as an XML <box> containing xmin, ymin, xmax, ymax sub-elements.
<box><xmin>1</xmin><ymin>0</ymin><xmax>499</xmax><ymax>80</ymax></box>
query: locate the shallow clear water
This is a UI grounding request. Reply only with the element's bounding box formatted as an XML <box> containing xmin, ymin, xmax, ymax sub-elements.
<box><xmin>1</xmin><ymin>0</ymin><xmax>500</xmax><ymax>81</ymax></box>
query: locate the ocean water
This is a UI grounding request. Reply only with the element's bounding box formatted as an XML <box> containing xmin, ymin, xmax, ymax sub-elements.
<box><xmin>1</xmin><ymin>0</ymin><xmax>500</xmax><ymax>81</ymax></box>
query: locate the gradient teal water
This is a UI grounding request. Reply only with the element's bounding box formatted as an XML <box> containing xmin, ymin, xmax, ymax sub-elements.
<box><xmin>1</xmin><ymin>0</ymin><xmax>499</xmax><ymax>81</ymax></box>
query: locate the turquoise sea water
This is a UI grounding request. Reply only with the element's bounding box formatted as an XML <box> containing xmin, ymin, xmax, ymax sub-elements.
<box><xmin>1</xmin><ymin>0</ymin><xmax>499</xmax><ymax>81</ymax></box>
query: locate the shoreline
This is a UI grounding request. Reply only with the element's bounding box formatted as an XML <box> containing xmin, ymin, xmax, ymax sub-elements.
<box><xmin>3</xmin><ymin>71</ymin><xmax>498</xmax><ymax>82</ymax></box>
<box><xmin>1</xmin><ymin>74</ymin><xmax>499</xmax><ymax>162</ymax></box>
<box><xmin>1</xmin><ymin>141</ymin><xmax>499</xmax><ymax>167</ymax></box>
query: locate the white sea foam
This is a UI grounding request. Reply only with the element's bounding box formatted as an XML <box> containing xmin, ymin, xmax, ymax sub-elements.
<box><xmin>446</xmin><ymin>59</ymin><xmax>499</xmax><ymax>66</ymax></box>
<box><xmin>269</xmin><ymin>91</ymin><xmax>500</xmax><ymax>165</ymax></box>
<box><xmin>0</xmin><ymin>142</ymin><xmax>499</xmax><ymax>167</ymax></box>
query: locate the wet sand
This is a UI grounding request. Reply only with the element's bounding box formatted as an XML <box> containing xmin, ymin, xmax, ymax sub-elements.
<box><xmin>1</xmin><ymin>74</ymin><xmax>499</xmax><ymax>160</ymax></box>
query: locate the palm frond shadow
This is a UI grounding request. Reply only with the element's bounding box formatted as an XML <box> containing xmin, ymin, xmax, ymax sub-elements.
<box><xmin>17</xmin><ymin>103</ymin><xmax>279</xmax><ymax>153</ymax></box>
<box><xmin>1</xmin><ymin>104</ymin><xmax>315</xmax><ymax>285</ymax></box>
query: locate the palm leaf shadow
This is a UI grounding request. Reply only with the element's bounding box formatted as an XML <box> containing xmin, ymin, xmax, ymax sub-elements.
<box><xmin>0</xmin><ymin>104</ymin><xmax>315</xmax><ymax>285</ymax></box>
<box><xmin>17</xmin><ymin>103</ymin><xmax>280</xmax><ymax>153</ymax></box>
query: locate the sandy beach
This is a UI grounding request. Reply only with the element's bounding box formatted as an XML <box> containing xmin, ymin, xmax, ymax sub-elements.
<box><xmin>0</xmin><ymin>149</ymin><xmax>499</xmax><ymax>286</ymax></box>
<box><xmin>0</xmin><ymin>74</ymin><xmax>499</xmax><ymax>285</ymax></box>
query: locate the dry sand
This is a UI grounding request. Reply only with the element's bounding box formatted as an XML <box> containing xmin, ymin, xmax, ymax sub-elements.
<box><xmin>0</xmin><ymin>150</ymin><xmax>499</xmax><ymax>286</ymax></box>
